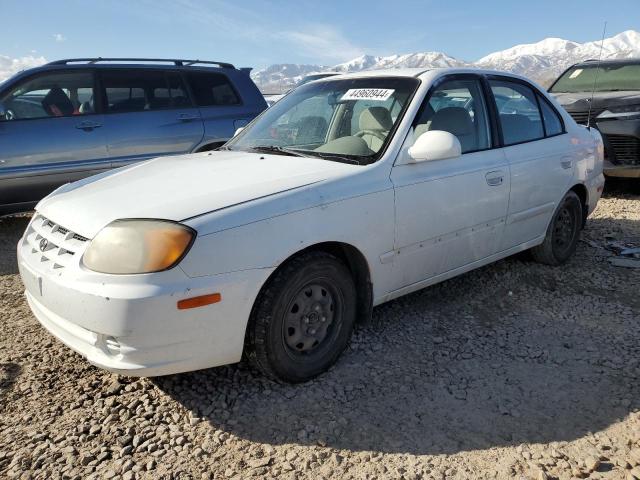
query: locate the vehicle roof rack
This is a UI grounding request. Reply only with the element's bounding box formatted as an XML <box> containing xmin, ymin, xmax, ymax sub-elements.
<box><xmin>47</xmin><ymin>58</ymin><xmax>235</xmax><ymax>69</ymax></box>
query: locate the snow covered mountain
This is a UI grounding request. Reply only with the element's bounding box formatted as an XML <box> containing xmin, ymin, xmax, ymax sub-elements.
<box><xmin>476</xmin><ymin>30</ymin><xmax>640</xmax><ymax>85</ymax></box>
<box><xmin>252</xmin><ymin>30</ymin><xmax>640</xmax><ymax>92</ymax></box>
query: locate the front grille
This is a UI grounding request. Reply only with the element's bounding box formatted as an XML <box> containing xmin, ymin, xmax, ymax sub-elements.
<box><xmin>606</xmin><ymin>134</ymin><xmax>640</xmax><ymax>166</ymax></box>
<box><xmin>567</xmin><ymin>109</ymin><xmax>604</xmax><ymax>125</ymax></box>
<box><xmin>24</xmin><ymin>214</ymin><xmax>89</xmax><ymax>270</ymax></box>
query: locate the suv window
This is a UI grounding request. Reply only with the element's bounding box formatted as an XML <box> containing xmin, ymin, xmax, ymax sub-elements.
<box><xmin>101</xmin><ymin>70</ymin><xmax>192</xmax><ymax>112</ymax></box>
<box><xmin>413</xmin><ymin>77</ymin><xmax>491</xmax><ymax>154</ymax></box>
<box><xmin>490</xmin><ymin>80</ymin><xmax>544</xmax><ymax>145</ymax></box>
<box><xmin>538</xmin><ymin>95</ymin><xmax>564</xmax><ymax>136</ymax></box>
<box><xmin>187</xmin><ymin>72</ymin><xmax>241</xmax><ymax>106</ymax></box>
<box><xmin>0</xmin><ymin>72</ymin><xmax>95</xmax><ymax>120</ymax></box>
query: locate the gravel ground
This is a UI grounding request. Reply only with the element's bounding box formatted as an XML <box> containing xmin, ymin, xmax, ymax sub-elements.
<box><xmin>1</xmin><ymin>183</ymin><xmax>639</xmax><ymax>480</ymax></box>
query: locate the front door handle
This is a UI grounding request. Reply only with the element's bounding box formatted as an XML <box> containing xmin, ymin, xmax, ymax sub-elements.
<box><xmin>75</xmin><ymin>121</ymin><xmax>102</xmax><ymax>131</ymax></box>
<box><xmin>560</xmin><ymin>156</ymin><xmax>573</xmax><ymax>170</ymax></box>
<box><xmin>485</xmin><ymin>170</ymin><xmax>505</xmax><ymax>186</ymax></box>
<box><xmin>177</xmin><ymin>113</ymin><xmax>200</xmax><ymax>122</ymax></box>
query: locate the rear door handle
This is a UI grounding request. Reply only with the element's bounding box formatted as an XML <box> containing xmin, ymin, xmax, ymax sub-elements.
<box><xmin>75</xmin><ymin>121</ymin><xmax>102</xmax><ymax>131</ymax></box>
<box><xmin>485</xmin><ymin>170</ymin><xmax>505</xmax><ymax>186</ymax></box>
<box><xmin>177</xmin><ymin>113</ymin><xmax>200</xmax><ymax>122</ymax></box>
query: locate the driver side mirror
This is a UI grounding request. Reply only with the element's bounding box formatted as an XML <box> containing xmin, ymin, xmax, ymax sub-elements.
<box><xmin>408</xmin><ymin>130</ymin><xmax>461</xmax><ymax>163</ymax></box>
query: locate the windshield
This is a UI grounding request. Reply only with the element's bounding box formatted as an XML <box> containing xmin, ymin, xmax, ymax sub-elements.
<box><xmin>550</xmin><ymin>63</ymin><xmax>640</xmax><ymax>93</ymax></box>
<box><xmin>226</xmin><ymin>77</ymin><xmax>419</xmax><ymax>165</ymax></box>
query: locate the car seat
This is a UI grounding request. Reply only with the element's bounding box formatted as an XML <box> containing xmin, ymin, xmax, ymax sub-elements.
<box><xmin>356</xmin><ymin>107</ymin><xmax>393</xmax><ymax>151</ymax></box>
<box><xmin>42</xmin><ymin>87</ymin><xmax>75</xmax><ymax>117</ymax></box>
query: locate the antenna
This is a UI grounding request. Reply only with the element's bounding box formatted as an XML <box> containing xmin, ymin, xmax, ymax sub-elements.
<box><xmin>586</xmin><ymin>21</ymin><xmax>607</xmax><ymax>129</ymax></box>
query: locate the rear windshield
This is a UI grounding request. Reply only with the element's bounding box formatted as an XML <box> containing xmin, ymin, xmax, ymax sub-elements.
<box><xmin>550</xmin><ymin>63</ymin><xmax>640</xmax><ymax>93</ymax></box>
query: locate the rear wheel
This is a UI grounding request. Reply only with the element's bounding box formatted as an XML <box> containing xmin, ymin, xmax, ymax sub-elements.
<box><xmin>531</xmin><ymin>191</ymin><xmax>583</xmax><ymax>266</ymax></box>
<box><xmin>245</xmin><ymin>251</ymin><xmax>357</xmax><ymax>383</ymax></box>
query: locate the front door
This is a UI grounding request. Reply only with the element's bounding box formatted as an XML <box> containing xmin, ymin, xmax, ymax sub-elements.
<box><xmin>0</xmin><ymin>70</ymin><xmax>108</xmax><ymax>208</ymax></box>
<box><xmin>390</xmin><ymin>75</ymin><xmax>510</xmax><ymax>290</ymax></box>
<box><xmin>98</xmin><ymin>69</ymin><xmax>204</xmax><ymax>168</ymax></box>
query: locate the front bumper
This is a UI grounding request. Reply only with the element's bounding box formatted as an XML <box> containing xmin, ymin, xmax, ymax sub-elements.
<box><xmin>17</xmin><ymin>223</ymin><xmax>272</xmax><ymax>376</ymax></box>
<box><xmin>597</xmin><ymin>118</ymin><xmax>640</xmax><ymax>177</ymax></box>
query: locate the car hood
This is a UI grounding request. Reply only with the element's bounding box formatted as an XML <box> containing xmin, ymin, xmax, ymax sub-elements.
<box><xmin>551</xmin><ymin>90</ymin><xmax>640</xmax><ymax>111</ymax></box>
<box><xmin>37</xmin><ymin>151</ymin><xmax>356</xmax><ymax>238</ymax></box>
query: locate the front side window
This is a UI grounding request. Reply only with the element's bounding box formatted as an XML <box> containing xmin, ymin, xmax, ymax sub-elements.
<box><xmin>490</xmin><ymin>80</ymin><xmax>544</xmax><ymax>145</ymax></box>
<box><xmin>187</xmin><ymin>72</ymin><xmax>240</xmax><ymax>106</ymax></box>
<box><xmin>0</xmin><ymin>71</ymin><xmax>95</xmax><ymax>120</ymax></box>
<box><xmin>225</xmin><ymin>77</ymin><xmax>419</xmax><ymax>165</ymax></box>
<box><xmin>412</xmin><ymin>77</ymin><xmax>491</xmax><ymax>153</ymax></box>
<box><xmin>101</xmin><ymin>70</ymin><xmax>191</xmax><ymax>113</ymax></box>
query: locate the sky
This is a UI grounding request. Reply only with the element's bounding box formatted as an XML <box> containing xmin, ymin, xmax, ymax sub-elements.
<box><xmin>1</xmin><ymin>0</ymin><xmax>639</xmax><ymax>76</ymax></box>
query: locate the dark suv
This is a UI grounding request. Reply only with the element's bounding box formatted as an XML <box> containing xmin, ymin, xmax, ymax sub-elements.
<box><xmin>550</xmin><ymin>59</ymin><xmax>640</xmax><ymax>178</ymax></box>
<box><xmin>0</xmin><ymin>58</ymin><xmax>267</xmax><ymax>215</ymax></box>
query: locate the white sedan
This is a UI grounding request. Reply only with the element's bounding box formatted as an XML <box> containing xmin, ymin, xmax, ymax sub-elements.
<box><xmin>17</xmin><ymin>68</ymin><xmax>605</xmax><ymax>382</ymax></box>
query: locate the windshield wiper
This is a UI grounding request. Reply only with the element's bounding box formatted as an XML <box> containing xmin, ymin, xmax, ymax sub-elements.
<box><xmin>248</xmin><ymin>145</ymin><xmax>314</xmax><ymax>158</ymax></box>
<box><xmin>311</xmin><ymin>152</ymin><xmax>361</xmax><ymax>165</ymax></box>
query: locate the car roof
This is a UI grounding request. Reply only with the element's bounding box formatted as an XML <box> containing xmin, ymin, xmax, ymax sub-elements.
<box><xmin>573</xmin><ymin>58</ymin><xmax>640</xmax><ymax>67</ymax></box>
<box><xmin>317</xmin><ymin>67</ymin><xmax>536</xmax><ymax>83</ymax></box>
<box><xmin>5</xmin><ymin>59</ymin><xmax>247</xmax><ymax>82</ymax></box>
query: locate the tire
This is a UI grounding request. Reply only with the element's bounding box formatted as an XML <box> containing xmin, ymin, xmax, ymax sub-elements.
<box><xmin>531</xmin><ymin>191</ymin><xmax>583</xmax><ymax>266</ymax></box>
<box><xmin>245</xmin><ymin>251</ymin><xmax>357</xmax><ymax>383</ymax></box>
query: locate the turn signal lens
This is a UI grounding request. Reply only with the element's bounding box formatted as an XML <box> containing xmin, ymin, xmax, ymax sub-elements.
<box><xmin>83</xmin><ymin>220</ymin><xmax>195</xmax><ymax>274</ymax></box>
<box><xmin>177</xmin><ymin>293</ymin><xmax>222</xmax><ymax>310</ymax></box>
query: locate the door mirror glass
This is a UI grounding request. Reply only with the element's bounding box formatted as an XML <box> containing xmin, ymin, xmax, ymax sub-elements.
<box><xmin>408</xmin><ymin>130</ymin><xmax>462</xmax><ymax>163</ymax></box>
<box><xmin>0</xmin><ymin>102</ymin><xmax>6</xmax><ymax>120</ymax></box>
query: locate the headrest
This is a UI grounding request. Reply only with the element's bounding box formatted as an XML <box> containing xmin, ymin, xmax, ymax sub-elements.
<box><xmin>42</xmin><ymin>87</ymin><xmax>74</xmax><ymax>116</ymax></box>
<box><xmin>359</xmin><ymin>107</ymin><xmax>393</xmax><ymax>132</ymax></box>
<box><xmin>430</xmin><ymin>107</ymin><xmax>474</xmax><ymax>135</ymax></box>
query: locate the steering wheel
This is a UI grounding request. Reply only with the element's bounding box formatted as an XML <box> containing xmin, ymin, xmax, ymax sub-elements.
<box><xmin>3</xmin><ymin>109</ymin><xmax>15</xmax><ymax>121</ymax></box>
<box><xmin>355</xmin><ymin>129</ymin><xmax>387</xmax><ymax>141</ymax></box>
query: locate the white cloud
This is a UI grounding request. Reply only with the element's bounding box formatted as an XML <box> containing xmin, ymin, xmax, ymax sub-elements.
<box><xmin>277</xmin><ymin>25</ymin><xmax>365</xmax><ymax>63</ymax></box>
<box><xmin>0</xmin><ymin>55</ymin><xmax>47</xmax><ymax>82</ymax></box>
<box><xmin>53</xmin><ymin>33</ymin><xmax>66</xmax><ymax>42</ymax></box>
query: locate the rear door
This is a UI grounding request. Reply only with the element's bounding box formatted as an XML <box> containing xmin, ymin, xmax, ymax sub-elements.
<box><xmin>99</xmin><ymin>69</ymin><xmax>204</xmax><ymax>168</ymax></box>
<box><xmin>186</xmin><ymin>71</ymin><xmax>259</xmax><ymax>145</ymax></box>
<box><xmin>0</xmin><ymin>69</ymin><xmax>108</xmax><ymax>209</ymax></box>
<box><xmin>488</xmin><ymin>77</ymin><xmax>573</xmax><ymax>249</ymax></box>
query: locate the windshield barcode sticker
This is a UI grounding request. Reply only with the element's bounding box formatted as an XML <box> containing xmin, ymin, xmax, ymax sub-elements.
<box><xmin>340</xmin><ymin>88</ymin><xmax>395</xmax><ymax>101</ymax></box>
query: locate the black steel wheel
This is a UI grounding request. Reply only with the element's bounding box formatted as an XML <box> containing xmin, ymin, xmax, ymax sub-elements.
<box><xmin>531</xmin><ymin>190</ymin><xmax>583</xmax><ymax>266</ymax></box>
<box><xmin>245</xmin><ymin>251</ymin><xmax>357</xmax><ymax>383</ymax></box>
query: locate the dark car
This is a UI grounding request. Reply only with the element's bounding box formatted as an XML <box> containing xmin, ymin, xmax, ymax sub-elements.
<box><xmin>550</xmin><ymin>59</ymin><xmax>640</xmax><ymax>178</ymax></box>
<box><xmin>0</xmin><ymin>58</ymin><xmax>267</xmax><ymax>215</ymax></box>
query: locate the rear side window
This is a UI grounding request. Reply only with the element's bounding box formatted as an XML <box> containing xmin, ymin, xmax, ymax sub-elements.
<box><xmin>490</xmin><ymin>80</ymin><xmax>544</xmax><ymax>145</ymax></box>
<box><xmin>101</xmin><ymin>70</ymin><xmax>192</xmax><ymax>112</ymax></box>
<box><xmin>538</xmin><ymin>95</ymin><xmax>564</xmax><ymax>136</ymax></box>
<box><xmin>187</xmin><ymin>72</ymin><xmax>241</xmax><ymax>106</ymax></box>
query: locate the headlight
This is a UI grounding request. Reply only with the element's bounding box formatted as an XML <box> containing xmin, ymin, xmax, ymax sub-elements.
<box><xmin>82</xmin><ymin>219</ymin><xmax>195</xmax><ymax>274</ymax></box>
<box><xmin>597</xmin><ymin>104</ymin><xmax>640</xmax><ymax>120</ymax></box>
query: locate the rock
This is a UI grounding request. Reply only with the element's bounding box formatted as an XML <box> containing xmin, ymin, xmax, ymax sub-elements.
<box><xmin>79</xmin><ymin>454</ymin><xmax>95</xmax><ymax>466</ymax></box>
<box><xmin>248</xmin><ymin>457</ymin><xmax>272</xmax><ymax>468</ymax></box>
<box><xmin>584</xmin><ymin>456</ymin><xmax>600</xmax><ymax>472</ymax></box>
<box><xmin>628</xmin><ymin>467</ymin><xmax>640</xmax><ymax>480</ymax></box>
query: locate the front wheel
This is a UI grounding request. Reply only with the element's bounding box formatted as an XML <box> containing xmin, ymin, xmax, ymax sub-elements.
<box><xmin>245</xmin><ymin>251</ymin><xmax>357</xmax><ymax>383</ymax></box>
<box><xmin>531</xmin><ymin>191</ymin><xmax>583</xmax><ymax>266</ymax></box>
